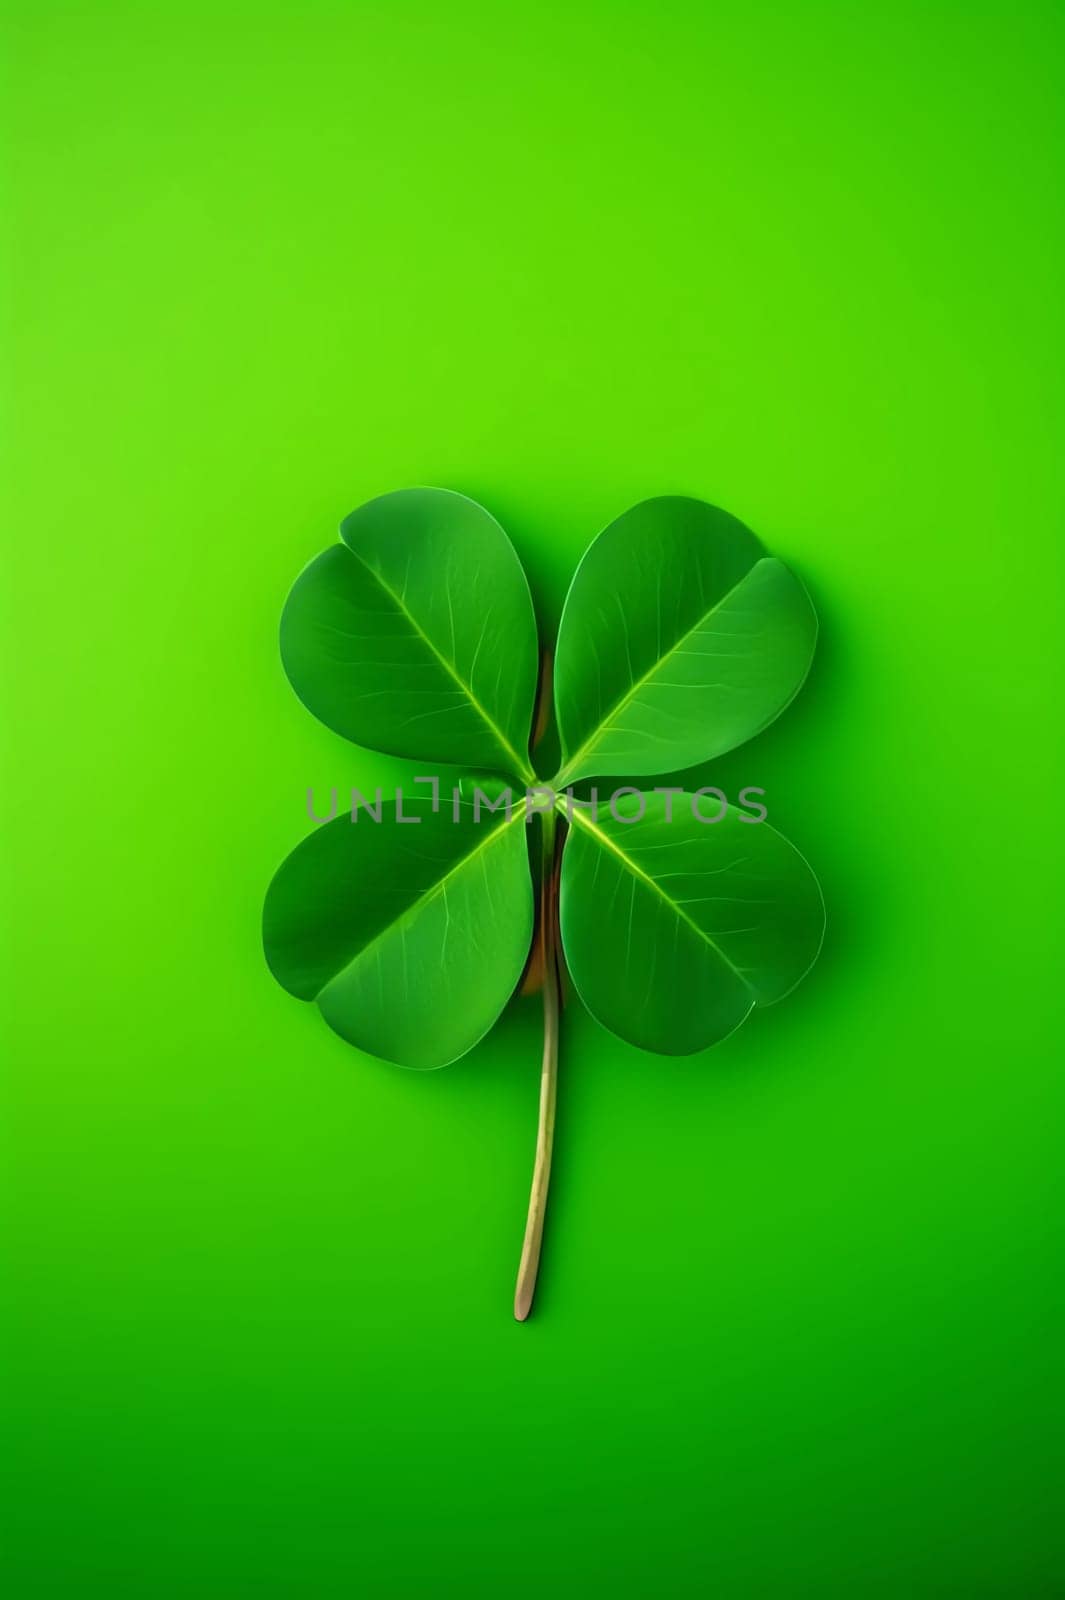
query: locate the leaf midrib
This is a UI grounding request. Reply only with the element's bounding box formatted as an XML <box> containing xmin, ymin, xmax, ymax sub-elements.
<box><xmin>317</xmin><ymin>801</ymin><xmax>530</xmax><ymax>1000</ymax></box>
<box><xmin>566</xmin><ymin>805</ymin><xmax>753</xmax><ymax>994</ymax></box>
<box><xmin>556</xmin><ymin>556</ymin><xmax>774</xmax><ymax>784</ymax></box>
<box><xmin>346</xmin><ymin>543</ymin><xmax>535</xmax><ymax>784</ymax></box>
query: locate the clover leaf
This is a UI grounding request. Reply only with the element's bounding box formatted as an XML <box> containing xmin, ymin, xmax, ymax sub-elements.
<box><xmin>263</xmin><ymin>488</ymin><xmax>825</xmax><ymax>1319</ymax></box>
<box><xmin>280</xmin><ymin>487</ymin><xmax>538</xmax><ymax>781</ymax></box>
<box><xmin>553</xmin><ymin>496</ymin><xmax>817</xmax><ymax>782</ymax></box>
<box><xmin>264</xmin><ymin>778</ymin><xmax>532</xmax><ymax>1070</ymax></box>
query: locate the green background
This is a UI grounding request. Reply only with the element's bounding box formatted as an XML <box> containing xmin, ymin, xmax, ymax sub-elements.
<box><xmin>3</xmin><ymin>3</ymin><xmax>1063</xmax><ymax>1594</ymax></box>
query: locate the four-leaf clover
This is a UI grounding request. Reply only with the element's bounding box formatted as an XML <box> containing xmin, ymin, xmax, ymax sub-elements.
<box><xmin>263</xmin><ymin>489</ymin><xmax>824</xmax><ymax>1317</ymax></box>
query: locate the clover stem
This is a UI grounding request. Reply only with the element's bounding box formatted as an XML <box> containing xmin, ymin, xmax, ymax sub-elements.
<box><xmin>514</xmin><ymin>807</ymin><xmax>561</xmax><ymax>1322</ymax></box>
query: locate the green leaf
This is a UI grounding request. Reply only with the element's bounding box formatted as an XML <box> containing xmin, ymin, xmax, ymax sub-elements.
<box><xmin>266</xmin><ymin>485</ymin><xmax>826</xmax><ymax>1316</ymax></box>
<box><xmin>558</xmin><ymin>790</ymin><xmax>824</xmax><ymax>1054</ymax></box>
<box><xmin>280</xmin><ymin>488</ymin><xmax>538</xmax><ymax>781</ymax></box>
<box><xmin>263</xmin><ymin>788</ymin><xmax>534</xmax><ymax>1069</ymax></box>
<box><xmin>553</xmin><ymin>497</ymin><xmax>817</xmax><ymax>783</ymax></box>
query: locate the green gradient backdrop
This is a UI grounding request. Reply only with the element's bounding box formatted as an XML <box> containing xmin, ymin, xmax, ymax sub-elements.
<box><xmin>3</xmin><ymin>3</ymin><xmax>1063</xmax><ymax>1595</ymax></box>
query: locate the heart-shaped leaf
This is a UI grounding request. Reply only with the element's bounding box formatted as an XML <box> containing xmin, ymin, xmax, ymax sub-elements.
<box><xmin>559</xmin><ymin>790</ymin><xmax>824</xmax><ymax>1054</ymax></box>
<box><xmin>553</xmin><ymin>497</ymin><xmax>816</xmax><ymax>783</ymax></box>
<box><xmin>263</xmin><ymin>786</ymin><xmax>534</xmax><ymax>1068</ymax></box>
<box><xmin>280</xmin><ymin>488</ymin><xmax>539</xmax><ymax>781</ymax></box>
